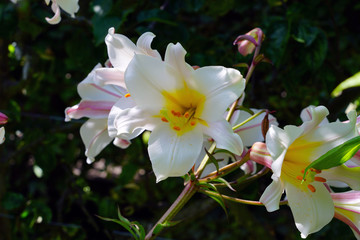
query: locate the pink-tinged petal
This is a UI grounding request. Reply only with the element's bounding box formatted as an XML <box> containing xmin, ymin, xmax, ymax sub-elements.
<box><xmin>164</xmin><ymin>43</ymin><xmax>194</xmax><ymax>80</ymax></box>
<box><xmin>259</xmin><ymin>178</ymin><xmax>284</xmax><ymax>212</ymax></box>
<box><xmin>80</xmin><ymin>119</ymin><xmax>113</xmax><ymax>162</ymax></box>
<box><xmin>113</xmin><ymin>137</ymin><xmax>131</xmax><ymax>149</ymax></box>
<box><xmin>233</xmin><ymin>109</ymin><xmax>278</xmax><ymax>146</ymax></box>
<box><xmin>320</xmin><ymin>165</ymin><xmax>360</xmax><ymax>191</ymax></box>
<box><xmin>192</xmin><ymin>66</ymin><xmax>245</xmax><ymax>122</ymax></box>
<box><xmin>203</xmin><ymin>119</ymin><xmax>243</xmax><ymax>155</ymax></box>
<box><xmin>105</xmin><ymin>28</ymin><xmax>139</xmax><ymax>71</ymax></box>
<box><xmin>136</xmin><ymin>32</ymin><xmax>161</xmax><ymax>59</ymax></box>
<box><xmin>285</xmin><ymin>182</ymin><xmax>334</xmax><ymax>238</ymax></box>
<box><xmin>250</xmin><ymin>142</ymin><xmax>273</xmax><ymax>168</ymax></box>
<box><xmin>148</xmin><ymin>124</ymin><xmax>203</xmax><ymax>182</ymax></box>
<box><xmin>331</xmin><ymin>191</ymin><xmax>360</xmax><ymax>205</ymax></box>
<box><xmin>0</xmin><ymin>127</ymin><xmax>5</xmax><ymax>144</ymax></box>
<box><xmin>45</xmin><ymin>2</ymin><xmax>61</xmax><ymax>24</ymax></box>
<box><xmin>65</xmin><ymin>101</ymin><xmax>113</xmax><ymax>121</ymax></box>
<box><xmin>0</xmin><ymin>112</ymin><xmax>8</xmax><ymax>124</ymax></box>
<box><xmin>108</xmin><ymin>99</ymin><xmax>156</xmax><ymax>140</ymax></box>
<box><xmin>334</xmin><ymin>211</ymin><xmax>360</xmax><ymax>240</ymax></box>
<box><xmin>57</xmin><ymin>0</ymin><xmax>79</xmax><ymax>17</ymax></box>
<box><xmin>300</xmin><ymin>105</ymin><xmax>329</xmax><ymax>128</ymax></box>
<box><xmin>240</xmin><ymin>159</ymin><xmax>257</xmax><ymax>175</ymax></box>
<box><xmin>94</xmin><ymin>68</ymin><xmax>126</xmax><ymax>89</ymax></box>
<box><xmin>125</xmin><ymin>54</ymin><xmax>182</xmax><ymax>113</ymax></box>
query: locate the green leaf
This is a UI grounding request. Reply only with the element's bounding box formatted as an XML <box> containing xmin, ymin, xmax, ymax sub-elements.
<box><xmin>205</xmin><ymin>148</ymin><xmax>219</xmax><ymax>173</ymax></box>
<box><xmin>302</xmin><ymin>136</ymin><xmax>360</xmax><ymax>180</ymax></box>
<box><xmin>332</xmin><ymin>72</ymin><xmax>360</xmax><ymax>97</ymax></box>
<box><xmin>153</xmin><ymin>220</ymin><xmax>182</xmax><ymax>235</ymax></box>
<box><xmin>212</xmin><ymin>177</ymin><xmax>236</xmax><ymax>192</ymax></box>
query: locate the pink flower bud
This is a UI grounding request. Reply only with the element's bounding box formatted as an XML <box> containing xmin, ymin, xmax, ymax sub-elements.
<box><xmin>234</xmin><ymin>28</ymin><xmax>264</xmax><ymax>56</ymax></box>
<box><xmin>0</xmin><ymin>112</ymin><xmax>8</xmax><ymax>125</ymax></box>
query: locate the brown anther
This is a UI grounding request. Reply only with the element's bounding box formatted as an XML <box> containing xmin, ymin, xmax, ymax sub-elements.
<box><xmin>314</xmin><ymin>177</ymin><xmax>326</xmax><ymax>182</ymax></box>
<box><xmin>307</xmin><ymin>184</ymin><xmax>316</xmax><ymax>193</ymax></box>
<box><xmin>161</xmin><ymin>117</ymin><xmax>168</xmax><ymax>122</ymax></box>
<box><xmin>173</xmin><ymin>126</ymin><xmax>181</xmax><ymax>131</ymax></box>
<box><xmin>314</xmin><ymin>169</ymin><xmax>322</xmax><ymax>174</ymax></box>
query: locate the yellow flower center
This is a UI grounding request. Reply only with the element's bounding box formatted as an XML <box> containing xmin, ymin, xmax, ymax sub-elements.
<box><xmin>158</xmin><ymin>88</ymin><xmax>207</xmax><ymax>135</ymax></box>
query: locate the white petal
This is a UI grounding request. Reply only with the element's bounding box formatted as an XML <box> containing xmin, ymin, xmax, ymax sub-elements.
<box><xmin>136</xmin><ymin>32</ymin><xmax>161</xmax><ymax>59</ymax></box>
<box><xmin>0</xmin><ymin>127</ymin><xmax>5</xmax><ymax>144</ymax></box>
<box><xmin>113</xmin><ymin>137</ymin><xmax>131</xmax><ymax>149</ymax></box>
<box><xmin>94</xmin><ymin>68</ymin><xmax>126</xmax><ymax>89</ymax></box>
<box><xmin>108</xmin><ymin>100</ymin><xmax>156</xmax><ymax>140</ymax></box>
<box><xmin>193</xmin><ymin>66</ymin><xmax>245</xmax><ymax>122</ymax></box>
<box><xmin>57</xmin><ymin>0</ymin><xmax>79</xmax><ymax>17</ymax></box>
<box><xmin>299</xmin><ymin>105</ymin><xmax>329</xmax><ymax>134</ymax></box>
<box><xmin>80</xmin><ymin>119</ymin><xmax>113</xmax><ymax>162</ymax></box>
<box><xmin>105</xmin><ymin>28</ymin><xmax>139</xmax><ymax>71</ymax></box>
<box><xmin>148</xmin><ymin>124</ymin><xmax>203</xmax><ymax>182</ymax></box>
<box><xmin>259</xmin><ymin>178</ymin><xmax>284</xmax><ymax>212</ymax></box>
<box><xmin>45</xmin><ymin>2</ymin><xmax>61</xmax><ymax>24</ymax></box>
<box><xmin>164</xmin><ymin>43</ymin><xmax>193</xmax><ymax>80</ymax></box>
<box><xmin>125</xmin><ymin>54</ymin><xmax>181</xmax><ymax>113</ymax></box>
<box><xmin>285</xmin><ymin>182</ymin><xmax>334</xmax><ymax>238</ymax></box>
<box><xmin>320</xmin><ymin>165</ymin><xmax>360</xmax><ymax>190</ymax></box>
<box><xmin>203</xmin><ymin>120</ymin><xmax>243</xmax><ymax>155</ymax></box>
<box><xmin>233</xmin><ymin>109</ymin><xmax>278</xmax><ymax>146</ymax></box>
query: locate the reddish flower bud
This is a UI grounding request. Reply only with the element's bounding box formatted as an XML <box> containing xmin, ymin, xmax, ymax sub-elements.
<box><xmin>234</xmin><ymin>28</ymin><xmax>264</xmax><ymax>56</ymax></box>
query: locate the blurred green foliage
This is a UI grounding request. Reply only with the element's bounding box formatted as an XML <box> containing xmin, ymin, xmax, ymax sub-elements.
<box><xmin>0</xmin><ymin>0</ymin><xmax>359</xmax><ymax>239</ymax></box>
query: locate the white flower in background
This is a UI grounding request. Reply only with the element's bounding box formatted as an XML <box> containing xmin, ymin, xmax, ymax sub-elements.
<box><xmin>252</xmin><ymin>105</ymin><xmax>360</xmax><ymax>238</ymax></box>
<box><xmin>65</xmin><ymin>29</ymin><xmax>161</xmax><ymax>163</ymax></box>
<box><xmin>332</xmin><ymin>191</ymin><xmax>360</xmax><ymax>240</ymax></box>
<box><xmin>45</xmin><ymin>0</ymin><xmax>79</xmax><ymax>25</ymax></box>
<box><xmin>108</xmin><ymin>42</ymin><xmax>245</xmax><ymax>182</ymax></box>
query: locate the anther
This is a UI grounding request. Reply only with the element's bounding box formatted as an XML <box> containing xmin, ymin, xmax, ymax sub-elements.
<box><xmin>125</xmin><ymin>93</ymin><xmax>131</xmax><ymax>98</ymax></box>
<box><xmin>296</xmin><ymin>176</ymin><xmax>303</xmax><ymax>181</ymax></box>
<box><xmin>173</xmin><ymin>126</ymin><xmax>181</xmax><ymax>131</ymax></box>
<box><xmin>161</xmin><ymin>117</ymin><xmax>168</xmax><ymax>122</ymax></box>
<box><xmin>307</xmin><ymin>184</ymin><xmax>316</xmax><ymax>193</ymax></box>
<box><xmin>314</xmin><ymin>177</ymin><xmax>326</xmax><ymax>182</ymax></box>
<box><xmin>184</xmin><ymin>112</ymin><xmax>190</xmax><ymax>118</ymax></box>
<box><xmin>190</xmin><ymin>121</ymin><xmax>196</xmax><ymax>126</ymax></box>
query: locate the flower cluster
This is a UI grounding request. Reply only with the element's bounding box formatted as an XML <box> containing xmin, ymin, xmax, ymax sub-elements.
<box><xmin>65</xmin><ymin>27</ymin><xmax>360</xmax><ymax>239</ymax></box>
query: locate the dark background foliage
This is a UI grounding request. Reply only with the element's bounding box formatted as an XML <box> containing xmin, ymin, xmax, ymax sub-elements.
<box><xmin>0</xmin><ymin>0</ymin><xmax>359</xmax><ymax>239</ymax></box>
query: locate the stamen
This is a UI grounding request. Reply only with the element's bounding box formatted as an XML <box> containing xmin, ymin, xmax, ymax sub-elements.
<box><xmin>314</xmin><ymin>169</ymin><xmax>322</xmax><ymax>174</ymax></box>
<box><xmin>184</xmin><ymin>112</ymin><xmax>190</xmax><ymax>118</ymax></box>
<box><xmin>296</xmin><ymin>176</ymin><xmax>303</xmax><ymax>181</ymax></box>
<box><xmin>161</xmin><ymin>117</ymin><xmax>168</xmax><ymax>122</ymax></box>
<box><xmin>307</xmin><ymin>184</ymin><xmax>316</xmax><ymax>193</ymax></box>
<box><xmin>173</xmin><ymin>126</ymin><xmax>181</xmax><ymax>131</ymax></box>
<box><xmin>314</xmin><ymin>177</ymin><xmax>326</xmax><ymax>182</ymax></box>
<box><xmin>190</xmin><ymin>121</ymin><xmax>196</xmax><ymax>126</ymax></box>
<box><xmin>125</xmin><ymin>93</ymin><xmax>131</xmax><ymax>98</ymax></box>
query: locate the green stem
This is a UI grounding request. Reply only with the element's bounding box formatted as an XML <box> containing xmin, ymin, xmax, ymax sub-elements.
<box><xmin>194</xmin><ymin>142</ymin><xmax>216</xmax><ymax>178</ymax></box>
<box><xmin>200</xmin><ymin>189</ymin><xmax>288</xmax><ymax>206</ymax></box>
<box><xmin>145</xmin><ymin>181</ymin><xmax>199</xmax><ymax>240</ymax></box>
<box><xmin>232</xmin><ymin>109</ymin><xmax>266</xmax><ymax>131</ymax></box>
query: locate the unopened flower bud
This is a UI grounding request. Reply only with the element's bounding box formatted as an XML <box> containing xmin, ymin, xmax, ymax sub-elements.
<box><xmin>0</xmin><ymin>112</ymin><xmax>8</xmax><ymax>125</ymax></box>
<box><xmin>234</xmin><ymin>28</ymin><xmax>264</xmax><ymax>56</ymax></box>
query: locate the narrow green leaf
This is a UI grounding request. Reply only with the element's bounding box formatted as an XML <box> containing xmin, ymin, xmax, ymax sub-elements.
<box><xmin>302</xmin><ymin>136</ymin><xmax>360</xmax><ymax>179</ymax></box>
<box><xmin>97</xmin><ymin>215</ymin><xmax>137</xmax><ymax>239</ymax></box>
<box><xmin>332</xmin><ymin>72</ymin><xmax>360</xmax><ymax>97</ymax></box>
<box><xmin>205</xmin><ymin>148</ymin><xmax>219</xmax><ymax>173</ymax></box>
<box><xmin>212</xmin><ymin>177</ymin><xmax>236</xmax><ymax>192</ymax></box>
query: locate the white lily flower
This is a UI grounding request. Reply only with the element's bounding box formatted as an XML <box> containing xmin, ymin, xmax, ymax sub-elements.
<box><xmin>45</xmin><ymin>0</ymin><xmax>79</xmax><ymax>25</ymax></box>
<box><xmin>109</xmin><ymin>42</ymin><xmax>245</xmax><ymax>182</ymax></box>
<box><xmin>0</xmin><ymin>112</ymin><xmax>8</xmax><ymax>144</ymax></box>
<box><xmin>65</xmin><ymin>64</ymin><xmax>130</xmax><ymax>163</ymax></box>
<box><xmin>255</xmin><ymin>105</ymin><xmax>360</xmax><ymax>238</ymax></box>
<box><xmin>332</xmin><ymin>191</ymin><xmax>360</xmax><ymax>240</ymax></box>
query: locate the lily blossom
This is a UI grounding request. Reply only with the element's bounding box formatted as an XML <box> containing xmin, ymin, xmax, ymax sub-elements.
<box><xmin>45</xmin><ymin>0</ymin><xmax>79</xmax><ymax>25</ymax></box>
<box><xmin>65</xmin><ymin>64</ymin><xmax>130</xmax><ymax>163</ymax></box>
<box><xmin>332</xmin><ymin>191</ymin><xmax>360</xmax><ymax>240</ymax></box>
<box><xmin>109</xmin><ymin>42</ymin><xmax>245</xmax><ymax>182</ymax></box>
<box><xmin>252</xmin><ymin>105</ymin><xmax>360</xmax><ymax>238</ymax></box>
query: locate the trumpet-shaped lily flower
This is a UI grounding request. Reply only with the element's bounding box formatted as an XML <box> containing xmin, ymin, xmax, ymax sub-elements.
<box><xmin>66</xmin><ymin>29</ymin><xmax>161</xmax><ymax>163</ymax></box>
<box><xmin>65</xmin><ymin>64</ymin><xmax>130</xmax><ymax>163</ymax></box>
<box><xmin>45</xmin><ymin>0</ymin><xmax>79</xmax><ymax>25</ymax></box>
<box><xmin>332</xmin><ymin>191</ymin><xmax>360</xmax><ymax>240</ymax></box>
<box><xmin>252</xmin><ymin>105</ymin><xmax>360</xmax><ymax>238</ymax></box>
<box><xmin>109</xmin><ymin>42</ymin><xmax>245</xmax><ymax>182</ymax></box>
